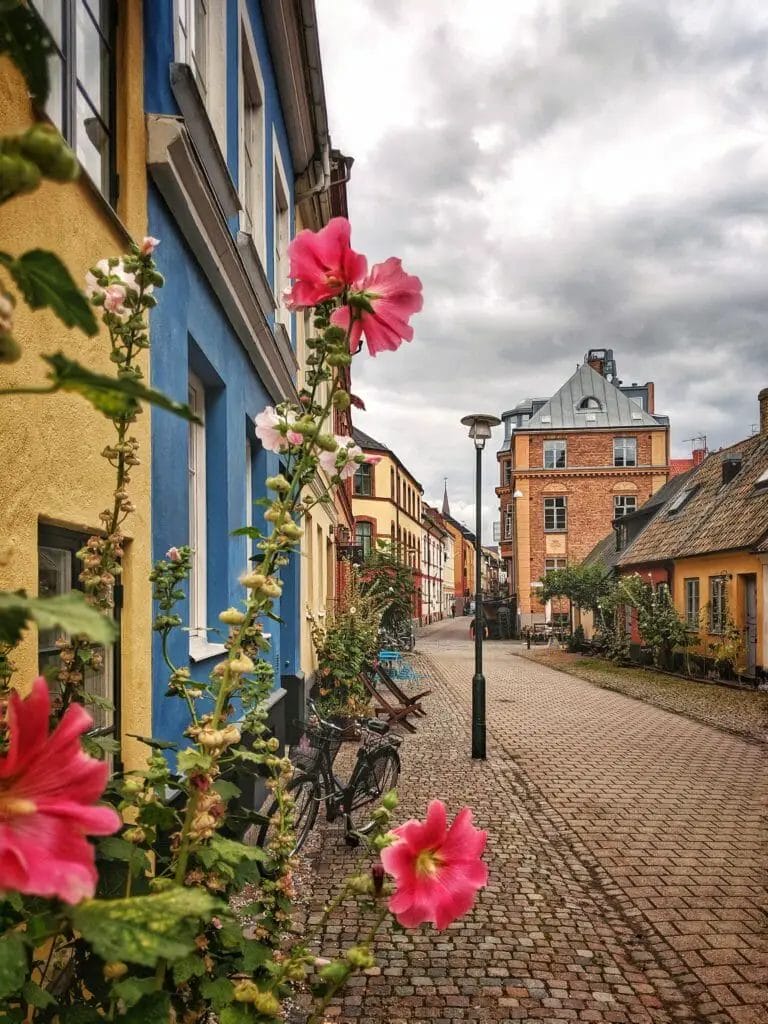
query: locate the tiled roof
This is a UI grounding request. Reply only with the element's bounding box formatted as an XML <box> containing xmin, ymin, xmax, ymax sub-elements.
<box><xmin>352</xmin><ymin>427</ymin><xmax>389</xmax><ymax>453</ymax></box>
<box><xmin>669</xmin><ymin>458</ymin><xmax>695</xmax><ymax>477</ymax></box>
<box><xmin>618</xmin><ymin>433</ymin><xmax>768</xmax><ymax>565</ymax></box>
<box><xmin>526</xmin><ymin>363</ymin><xmax>664</xmax><ymax>431</ymax></box>
<box><xmin>583</xmin><ymin>530</ymin><xmax>620</xmax><ymax>571</ymax></box>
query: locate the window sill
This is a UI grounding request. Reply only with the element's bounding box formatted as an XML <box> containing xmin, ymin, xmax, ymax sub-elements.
<box><xmin>543</xmin><ymin>529</ymin><xmax>568</xmax><ymax>534</ymax></box>
<box><xmin>189</xmin><ymin>638</ymin><xmax>228</xmax><ymax>663</ymax></box>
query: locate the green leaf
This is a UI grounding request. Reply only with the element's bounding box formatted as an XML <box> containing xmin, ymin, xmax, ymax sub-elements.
<box><xmin>212</xmin><ymin>779</ymin><xmax>241</xmax><ymax>801</ymax></box>
<box><xmin>239</xmin><ymin>940</ymin><xmax>271</xmax><ymax>973</ymax></box>
<box><xmin>0</xmin><ymin>590</ymin><xmax>117</xmax><ymax>646</ymax></box>
<box><xmin>172</xmin><ymin>952</ymin><xmax>206</xmax><ymax>985</ymax></box>
<box><xmin>121</xmin><ymin>992</ymin><xmax>171</xmax><ymax>1024</ymax></box>
<box><xmin>231</xmin><ymin>526</ymin><xmax>263</xmax><ymax>539</ymax></box>
<box><xmin>0</xmin><ymin>931</ymin><xmax>26</xmax><ymax>1000</ymax></box>
<box><xmin>220</xmin><ymin>1006</ymin><xmax>252</xmax><ymax>1024</ymax></box>
<box><xmin>0</xmin><ymin>3</ymin><xmax>54</xmax><ymax>102</ymax></box>
<box><xmin>127</xmin><ymin>733</ymin><xmax>178</xmax><ymax>751</ymax></box>
<box><xmin>200</xmin><ymin>976</ymin><xmax>235</xmax><ymax>1011</ymax></box>
<box><xmin>70</xmin><ymin>888</ymin><xmax>221</xmax><ymax>968</ymax></box>
<box><xmin>111</xmin><ymin>976</ymin><xmax>157</xmax><ymax>1009</ymax></box>
<box><xmin>43</xmin><ymin>353</ymin><xmax>202</xmax><ymax>421</ymax></box>
<box><xmin>0</xmin><ymin>251</ymin><xmax>96</xmax><ymax>334</ymax></box>
<box><xmin>97</xmin><ymin>837</ymin><xmax>150</xmax><ymax>878</ymax></box>
<box><xmin>58</xmin><ymin>1009</ymin><xmax>102</xmax><ymax>1024</ymax></box>
<box><xmin>21</xmin><ymin>980</ymin><xmax>56</xmax><ymax>1009</ymax></box>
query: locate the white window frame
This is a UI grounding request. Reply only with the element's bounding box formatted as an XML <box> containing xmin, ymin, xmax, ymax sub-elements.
<box><xmin>543</xmin><ymin>440</ymin><xmax>567</xmax><ymax>469</ymax></box>
<box><xmin>238</xmin><ymin>11</ymin><xmax>266</xmax><ymax>257</ymax></box>
<box><xmin>544</xmin><ymin>496</ymin><xmax>567</xmax><ymax>532</ymax></box>
<box><xmin>613</xmin><ymin>436</ymin><xmax>637</xmax><ymax>467</ymax></box>
<box><xmin>544</xmin><ymin>557</ymin><xmax>567</xmax><ymax>574</ymax></box>
<box><xmin>614</xmin><ymin>495</ymin><xmax>637</xmax><ymax>518</ymax></box>
<box><xmin>503</xmin><ymin>505</ymin><xmax>514</xmax><ymax>540</ymax></box>
<box><xmin>709</xmin><ymin>576</ymin><xmax>726</xmax><ymax>634</ymax></box>
<box><xmin>685</xmin><ymin>578</ymin><xmax>700</xmax><ymax>627</ymax></box>
<box><xmin>188</xmin><ymin>373</ymin><xmax>208</xmax><ymax>645</ymax></box>
<box><xmin>176</xmin><ymin>0</ymin><xmax>208</xmax><ymax>99</ymax></box>
<box><xmin>273</xmin><ymin>130</ymin><xmax>290</xmax><ymax>322</ymax></box>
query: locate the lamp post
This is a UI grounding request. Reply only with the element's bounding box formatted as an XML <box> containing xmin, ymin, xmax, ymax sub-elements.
<box><xmin>461</xmin><ymin>413</ymin><xmax>501</xmax><ymax>760</ymax></box>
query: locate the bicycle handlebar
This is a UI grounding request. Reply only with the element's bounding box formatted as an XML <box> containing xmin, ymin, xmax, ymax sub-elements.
<box><xmin>307</xmin><ymin>698</ymin><xmax>389</xmax><ymax>737</ymax></box>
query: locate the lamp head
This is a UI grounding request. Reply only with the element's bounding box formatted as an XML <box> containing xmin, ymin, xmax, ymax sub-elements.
<box><xmin>461</xmin><ymin>413</ymin><xmax>501</xmax><ymax>449</ymax></box>
<box><xmin>512</xmin><ymin>489</ymin><xmax>524</xmax><ymax>499</ymax></box>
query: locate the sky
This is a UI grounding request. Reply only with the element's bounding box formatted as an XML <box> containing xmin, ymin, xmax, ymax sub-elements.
<box><xmin>316</xmin><ymin>0</ymin><xmax>768</xmax><ymax>540</ymax></box>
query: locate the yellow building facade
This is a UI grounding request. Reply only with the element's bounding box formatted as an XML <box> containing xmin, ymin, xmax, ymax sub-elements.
<box><xmin>351</xmin><ymin>428</ymin><xmax>423</xmax><ymax>573</ymax></box>
<box><xmin>0</xmin><ymin>6</ymin><xmax>151</xmax><ymax>767</ymax></box>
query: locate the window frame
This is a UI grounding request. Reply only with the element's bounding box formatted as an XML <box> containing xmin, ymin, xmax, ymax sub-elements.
<box><xmin>353</xmin><ymin>462</ymin><xmax>373</xmax><ymax>496</ymax></box>
<box><xmin>188</xmin><ymin>373</ymin><xmax>208</xmax><ymax>644</ymax></box>
<box><xmin>544</xmin><ymin>557</ymin><xmax>567</xmax><ymax>574</ymax></box>
<box><xmin>238</xmin><ymin>13</ymin><xmax>266</xmax><ymax>256</ymax></box>
<box><xmin>543</xmin><ymin>496</ymin><xmax>567</xmax><ymax>532</ymax></box>
<box><xmin>272</xmin><ymin>131</ymin><xmax>291</xmax><ymax>322</ymax></box>
<box><xmin>37</xmin><ymin>522</ymin><xmax>121</xmax><ymax>756</ymax></box>
<box><xmin>708</xmin><ymin>576</ymin><xmax>727</xmax><ymax>634</ymax></box>
<box><xmin>543</xmin><ymin>439</ymin><xmax>567</xmax><ymax>470</ymax></box>
<box><xmin>355</xmin><ymin>519</ymin><xmax>374</xmax><ymax>558</ymax></box>
<box><xmin>33</xmin><ymin>0</ymin><xmax>117</xmax><ymax>203</ymax></box>
<box><xmin>176</xmin><ymin>0</ymin><xmax>208</xmax><ymax>100</ymax></box>
<box><xmin>684</xmin><ymin>578</ymin><xmax>700</xmax><ymax>628</ymax></box>
<box><xmin>503</xmin><ymin>505</ymin><xmax>514</xmax><ymax>540</ymax></box>
<box><xmin>613</xmin><ymin>495</ymin><xmax>637</xmax><ymax>518</ymax></box>
<box><xmin>613</xmin><ymin>436</ymin><xmax>638</xmax><ymax>468</ymax></box>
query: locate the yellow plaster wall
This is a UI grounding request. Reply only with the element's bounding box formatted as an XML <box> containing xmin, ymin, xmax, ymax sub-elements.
<box><xmin>0</xmin><ymin>5</ymin><xmax>150</xmax><ymax>768</ymax></box>
<box><xmin>671</xmin><ymin>551</ymin><xmax>763</xmax><ymax>666</ymax></box>
<box><xmin>651</xmin><ymin>432</ymin><xmax>667</xmax><ymax>467</ymax></box>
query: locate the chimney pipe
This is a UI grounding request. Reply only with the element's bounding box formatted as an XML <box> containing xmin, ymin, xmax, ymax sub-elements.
<box><xmin>759</xmin><ymin>387</ymin><xmax>768</xmax><ymax>436</ymax></box>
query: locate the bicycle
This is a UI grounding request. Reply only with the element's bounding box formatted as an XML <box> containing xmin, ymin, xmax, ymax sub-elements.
<box><xmin>257</xmin><ymin>700</ymin><xmax>402</xmax><ymax>855</ymax></box>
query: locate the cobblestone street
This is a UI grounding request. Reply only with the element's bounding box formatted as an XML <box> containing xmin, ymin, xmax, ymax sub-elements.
<box><xmin>300</xmin><ymin>618</ymin><xmax>768</xmax><ymax>1024</ymax></box>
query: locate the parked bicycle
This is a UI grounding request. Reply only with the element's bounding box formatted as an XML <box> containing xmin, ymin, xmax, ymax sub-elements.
<box><xmin>378</xmin><ymin>621</ymin><xmax>415</xmax><ymax>652</ymax></box>
<box><xmin>257</xmin><ymin>700</ymin><xmax>402</xmax><ymax>855</ymax></box>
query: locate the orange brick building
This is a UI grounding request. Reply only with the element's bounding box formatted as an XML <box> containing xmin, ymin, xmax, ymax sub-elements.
<box><xmin>496</xmin><ymin>350</ymin><xmax>671</xmax><ymax>628</ymax></box>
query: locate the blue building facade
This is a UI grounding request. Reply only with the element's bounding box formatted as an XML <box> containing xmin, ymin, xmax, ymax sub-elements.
<box><xmin>143</xmin><ymin>1</ymin><xmax>332</xmax><ymax>747</ymax></box>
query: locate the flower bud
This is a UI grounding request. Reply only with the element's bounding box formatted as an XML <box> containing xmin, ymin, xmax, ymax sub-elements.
<box><xmin>346</xmin><ymin>946</ymin><xmax>375</xmax><ymax>970</ymax></box>
<box><xmin>219</xmin><ymin>607</ymin><xmax>246</xmax><ymax>625</ymax></box>
<box><xmin>315</xmin><ymin>433</ymin><xmax>338</xmax><ymax>452</ymax></box>
<box><xmin>332</xmin><ymin>390</ymin><xmax>351</xmax><ymax>410</ymax></box>
<box><xmin>266</xmin><ymin>473</ymin><xmax>291</xmax><ymax>493</ymax></box>
<box><xmin>381</xmin><ymin>790</ymin><xmax>399</xmax><ymax>811</ymax></box>
<box><xmin>240</xmin><ymin>571</ymin><xmax>267</xmax><ymax>589</ymax></box>
<box><xmin>233</xmin><ymin>980</ymin><xmax>260</xmax><ymax>1003</ymax></box>
<box><xmin>371</xmin><ymin>861</ymin><xmax>385</xmax><ymax>896</ymax></box>
<box><xmin>279</xmin><ymin>522</ymin><xmax>303</xmax><ymax>541</ymax></box>
<box><xmin>0</xmin><ymin>331</ymin><xmax>21</xmax><ymax>363</ymax></box>
<box><xmin>103</xmin><ymin>961</ymin><xmax>128</xmax><ymax>980</ymax></box>
<box><xmin>229</xmin><ymin>653</ymin><xmax>254</xmax><ymax>674</ymax></box>
<box><xmin>319</xmin><ymin>961</ymin><xmax>350</xmax><ymax>984</ymax></box>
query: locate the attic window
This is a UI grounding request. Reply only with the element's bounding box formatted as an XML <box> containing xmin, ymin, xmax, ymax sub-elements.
<box><xmin>540</xmin><ymin>415</ymin><xmax>551</xmax><ymax>424</ymax></box>
<box><xmin>755</xmin><ymin>468</ymin><xmax>768</xmax><ymax>490</ymax></box>
<box><xmin>578</xmin><ymin>397</ymin><xmax>601</xmax><ymax>411</ymax></box>
<box><xmin>667</xmin><ymin>486</ymin><xmax>697</xmax><ymax>515</ymax></box>
<box><xmin>585</xmin><ymin>414</ymin><xmax>597</xmax><ymax>424</ymax></box>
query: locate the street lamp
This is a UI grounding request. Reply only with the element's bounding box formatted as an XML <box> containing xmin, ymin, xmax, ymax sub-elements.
<box><xmin>461</xmin><ymin>413</ymin><xmax>501</xmax><ymax>760</ymax></box>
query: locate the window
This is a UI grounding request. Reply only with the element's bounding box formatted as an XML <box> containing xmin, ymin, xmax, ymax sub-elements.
<box><xmin>355</xmin><ymin>521</ymin><xmax>373</xmax><ymax>558</ymax></box>
<box><xmin>684</xmin><ymin>578</ymin><xmax>700</xmax><ymax>627</ymax></box>
<box><xmin>667</xmin><ymin>486</ymin><xmax>697</xmax><ymax>514</ymax></box>
<box><xmin>273</xmin><ymin>142</ymin><xmax>290</xmax><ymax>321</ymax></box>
<box><xmin>578</xmin><ymin>397</ymin><xmax>601</xmax><ymax>410</ymax></box>
<box><xmin>188</xmin><ymin>373</ymin><xmax>207</xmax><ymax>640</ymax></box>
<box><xmin>35</xmin><ymin>0</ymin><xmax>116</xmax><ymax>200</ymax></box>
<box><xmin>543</xmin><ymin>440</ymin><xmax>566</xmax><ymax>469</ymax></box>
<box><xmin>239</xmin><ymin>28</ymin><xmax>265</xmax><ymax>248</ymax></box>
<box><xmin>613</xmin><ymin>437</ymin><xmax>637</xmax><ymax>467</ymax></box>
<box><xmin>38</xmin><ymin>524</ymin><xmax>117</xmax><ymax>742</ymax></box>
<box><xmin>503</xmin><ymin>460</ymin><xmax>512</xmax><ymax>486</ymax></box>
<box><xmin>709</xmin><ymin>576</ymin><xmax>726</xmax><ymax>633</ymax></box>
<box><xmin>353</xmin><ymin>463</ymin><xmax>373</xmax><ymax>496</ymax></box>
<box><xmin>503</xmin><ymin>505</ymin><xmax>513</xmax><ymax>540</ymax></box>
<box><xmin>614</xmin><ymin>495</ymin><xmax>637</xmax><ymax>518</ymax></box>
<box><xmin>177</xmin><ymin>0</ymin><xmax>208</xmax><ymax>99</ymax></box>
<box><xmin>544</xmin><ymin>558</ymin><xmax>566</xmax><ymax>573</ymax></box>
<box><xmin>544</xmin><ymin>496</ymin><xmax>567</xmax><ymax>531</ymax></box>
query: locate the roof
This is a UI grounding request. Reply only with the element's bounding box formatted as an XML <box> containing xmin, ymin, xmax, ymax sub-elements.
<box><xmin>352</xmin><ymin>427</ymin><xmax>424</xmax><ymax>491</ymax></box>
<box><xmin>582</xmin><ymin>469</ymin><xmax>696</xmax><ymax>573</ymax></box>
<box><xmin>525</xmin><ymin>363</ymin><xmax>664</xmax><ymax>431</ymax></box>
<box><xmin>619</xmin><ymin>432</ymin><xmax>768</xmax><ymax>565</ymax></box>
<box><xmin>669</xmin><ymin>458</ymin><xmax>695</xmax><ymax>477</ymax></box>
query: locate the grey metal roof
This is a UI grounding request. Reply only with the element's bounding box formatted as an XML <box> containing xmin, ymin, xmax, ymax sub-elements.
<box><xmin>526</xmin><ymin>364</ymin><xmax>662</xmax><ymax>431</ymax></box>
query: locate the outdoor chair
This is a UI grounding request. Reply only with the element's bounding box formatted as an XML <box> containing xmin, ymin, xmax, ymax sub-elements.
<box><xmin>365</xmin><ymin>662</ymin><xmax>431</xmax><ymax>717</ymax></box>
<box><xmin>358</xmin><ymin>671</ymin><xmax>419</xmax><ymax>733</ymax></box>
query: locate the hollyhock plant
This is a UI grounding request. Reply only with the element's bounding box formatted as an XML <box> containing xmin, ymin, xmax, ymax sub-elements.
<box><xmin>333</xmin><ymin>257</ymin><xmax>423</xmax><ymax>357</ymax></box>
<box><xmin>0</xmin><ymin>678</ymin><xmax>121</xmax><ymax>904</ymax></box>
<box><xmin>283</xmin><ymin>216</ymin><xmax>367</xmax><ymax>310</ymax></box>
<box><xmin>381</xmin><ymin>799</ymin><xmax>488</xmax><ymax>930</ymax></box>
<box><xmin>318</xmin><ymin>435</ymin><xmax>363</xmax><ymax>479</ymax></box>
<box><xmin>254</xmin><ymin>405</ymin><xmax>297</xmax><ymax>453</ymax></box>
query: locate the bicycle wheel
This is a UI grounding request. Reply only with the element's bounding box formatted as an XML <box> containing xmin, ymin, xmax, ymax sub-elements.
<box><xmin>345</xmin><ymin>747</ymin><xmax>401</xmax><ymax>835</ymax></box>
<box><xmin>257</xmin><ymin>773</ymin><xmax>320</xmax><ymax>856</ymax></box>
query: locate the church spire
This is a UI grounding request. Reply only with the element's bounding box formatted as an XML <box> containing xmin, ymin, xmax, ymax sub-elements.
<box><xmin>442</xmin><ymin>477</ymin><xmax>450</xmax><ymax>518</ymax></box>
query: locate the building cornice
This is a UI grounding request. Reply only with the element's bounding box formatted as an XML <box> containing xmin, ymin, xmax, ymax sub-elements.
<box><xmin>504</xmin><ymin>465</ymin><xmax>669</xmax><ymax>481</ymax></box>
<box><xmin>146</xmin><ymin>115</ymin><xmax>298</xmax><ymax>404</ymax></box>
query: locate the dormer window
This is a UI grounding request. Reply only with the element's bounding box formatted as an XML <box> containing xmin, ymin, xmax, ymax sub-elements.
<box><xmin>578</xmin><ymin>397</ymin><xmax>601</xmax><ymax>411</ymax></box>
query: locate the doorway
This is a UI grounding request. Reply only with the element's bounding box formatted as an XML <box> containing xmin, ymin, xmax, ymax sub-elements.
<box><xmin>743</xmin><ymin>574</ymin><xmax>758</xmax><ymax>676</ymax></box>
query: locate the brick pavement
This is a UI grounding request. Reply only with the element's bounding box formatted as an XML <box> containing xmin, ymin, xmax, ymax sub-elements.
<box><xmin>298</xmin><ymin>619</ymin><xmax>768</xmax><ymax>1024</ymax></box>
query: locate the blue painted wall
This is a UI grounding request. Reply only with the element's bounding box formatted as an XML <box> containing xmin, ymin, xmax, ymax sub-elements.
<box><xmin>145</xmin><ymin>0</ymin><xmax>301</xmax><ymax>746</ymax></box>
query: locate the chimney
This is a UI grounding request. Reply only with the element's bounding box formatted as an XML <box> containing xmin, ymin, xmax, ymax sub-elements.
<box><xmin>721</xmin><ymin>454</ymin><xmax>742</xmax><ymax>486</ymax></box>
<box><xmin>646</xmin><ymin>381</ymin><xmax>655</xmax><ymax>414</ymax></box>
<box><xmin>585</xmin><ymin>349</ymin><xmax>606</xmax><ymax>376</ymax></box>
<box><xmin>692</xmin><ymin>446</ymin><xmax>706</xmax><ymax>467</ymax></box>
<box><xmin>759</xmin><ymin>387</ymin><xmax>768</xmax><ymax>436</ymax></box>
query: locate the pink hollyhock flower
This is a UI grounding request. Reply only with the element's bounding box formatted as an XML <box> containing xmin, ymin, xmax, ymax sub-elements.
<box><xmin>0</xmin><ymin>678</ymin><xmax>121</xmax><ymax>904</ymax></box>
<box><xmin>254</xmin><ymin>406</ymin><xmax>297</xmax><ymax>453</ymax></box>
<box><xmin>166</xmin><ymin>546</ymin><xmax>182</xmax><ymax>563</ymax></box>
<box><xmin>318</xmin><ymin>436</ymin><xmax>362</xmax><ymax>480</ymax></box>
<box><xmin>332</xmin><ymin>257</ymin><xmax>423</xmax><ymax>357</ymax></box>
<box><xmin>103</xmin><ymin>284</ymin><xmax>128</xmax><ymax>317</ymax></box>
<box><xmin>365</xmin><ymin>454</ymin><xmax>382</xmax><ymax>465</ymax></box>
<box><xmin>286</xmin><ymin>430</ymin><xmax>304</xmax><ymax>446</ymax></box>
<box><xmin>140</xmin><ymin>236</ymin><xmax>160</xmax><ymax>256</ymax></box>
<box><xmin>283</xmin><ymin>217</ymin><xmax>367</xmax><ymax>311</ymax></box>
<box><xmin>380</xmin><ymin>800</ymin><xmax>487</xmax><ymax>930</ymax></box>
